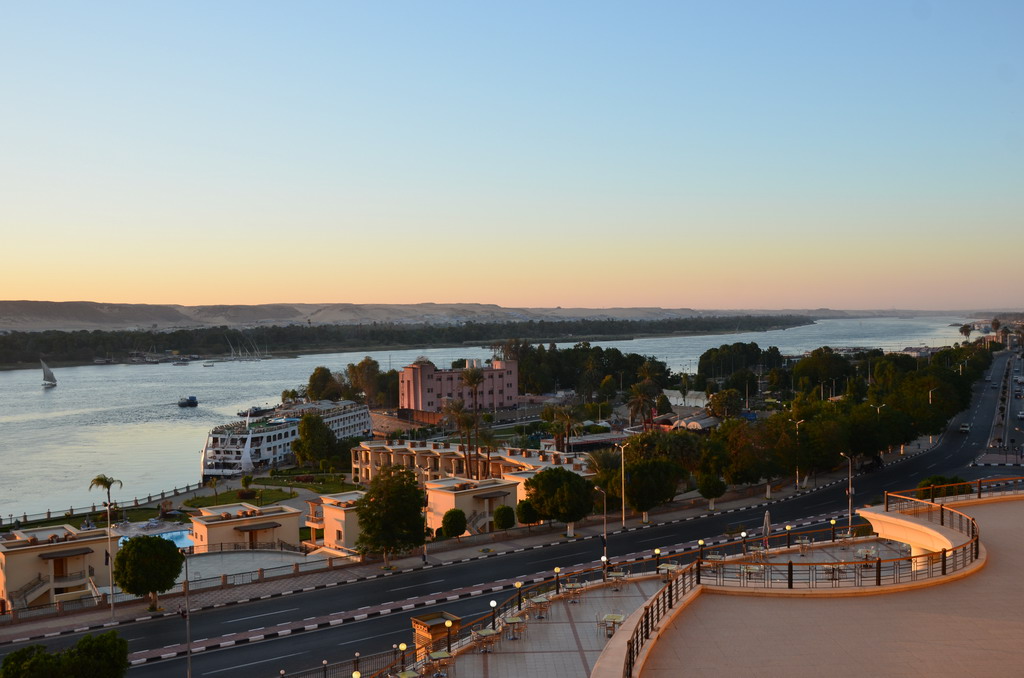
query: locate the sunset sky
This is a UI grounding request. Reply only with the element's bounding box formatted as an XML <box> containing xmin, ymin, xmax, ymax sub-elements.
<box><xmin>1</xmin><ymin>2</ymin><xmax>1020</xmax><ymax>310</ymax></box>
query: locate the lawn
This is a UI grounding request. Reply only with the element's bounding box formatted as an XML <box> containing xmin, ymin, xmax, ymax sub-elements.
<box><xmin>183</xmin><ymin>488</ymin><xmax>297</xmax><ymax>509</ymax></box>
<box><xmin>254</xmin><ymin>476</ymin><xmax>358</xmax><ymax>494</ymax></box>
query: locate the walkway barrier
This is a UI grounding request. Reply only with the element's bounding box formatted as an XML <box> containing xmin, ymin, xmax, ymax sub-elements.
<box><xmin>1</xmin><ymin>482</ymin><xmax>206</xmax><ymax>527</ymax></box>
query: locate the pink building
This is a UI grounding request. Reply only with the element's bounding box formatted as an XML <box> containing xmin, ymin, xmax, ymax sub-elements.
<box><xmin>399</xmin><ymin>358</ymin><xmax>518</xmax><ymax>413</ymax></box>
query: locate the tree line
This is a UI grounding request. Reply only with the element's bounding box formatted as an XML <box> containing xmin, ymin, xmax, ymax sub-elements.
<box><xmin>0</xmin><ymin>315</ymin><xmax>810</xmax><ymax>366</ymax></box>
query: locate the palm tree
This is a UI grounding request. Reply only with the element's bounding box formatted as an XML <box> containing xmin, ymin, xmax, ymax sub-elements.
<box><xmin>477</xmin><ymin>429</ymin><xmax>500</xmax><ymax>479</ymax></box>
<box><xmin>206</xmin><ymin>477</ymin><xmax>220</xmax><ymax>503</ymax></box>
<box><xmin>461</xmin><ymin>367</ymin><xmax>484</xmax><ymax>479</ymax></box>
<box><xmin>627</xmin><ymin>384</ymin><xmax>656</xmax><ymax>431</ymax></box>
<box><xmin>959</xmin><ymin>324</ymin><xmax>973</xmax><ymax>344</ymax></box>
<box><xmin>553</xmin><ymin>405</ymin><xmax>580</xmax><ymax>453</ymax></box>
<box><xmin>89</xmin><ymin>474</ymin><xmax>122</xmax><ymax>524</ymax></box>
<box><xmin>89</xmin><ymin>473</ymin><xmax>121</xmax><ymax>621</ymax></box>
<box><xmin>441</xmin><ymin>398</ymin><xmax>467</xmax><ymax>442</ymax></box>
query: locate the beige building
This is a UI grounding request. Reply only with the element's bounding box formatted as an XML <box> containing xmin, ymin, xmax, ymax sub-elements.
<box><xmin>424</xmin><ymin>477</ymin><xmax>519</xmax><ymax>536</ymax></box>
<box><xmin>351</xmin><ymin>439</ymin><xmax>591</xmax><ymax>488</ymax></box>
<box><xmin>304</xmin><ymin>491</ymin><xmax>365</xmax><ymax>554</ymax></box>
<box><xmin>189</xmin><ymin>503</ymin><xmax>301</xmax><ymax>551</ymax></box>
<box><xmin>399</xmin><ymin>358</ymin><xmax>518</xmax><ymax>413</ymax></box>
<box><xmin>0</xmin><ymin>524</ymin><xmax>116</xmax><ymax>614</ymax></box>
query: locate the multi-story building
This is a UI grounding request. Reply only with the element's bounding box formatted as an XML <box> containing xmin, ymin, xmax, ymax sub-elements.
<box><xmin>0</xmin><ymin>524</ymin><xmax>116</xmax><ymax>614</ymax></box>
<box><xmin>189</xmin><ymin>502</ymin><xmax>301</xmax><ymax>552</ymax></box>
<box><xmin>399</xmin><ymin>358</ymin><xmax>518</xmax><ymax>413</ymax></box>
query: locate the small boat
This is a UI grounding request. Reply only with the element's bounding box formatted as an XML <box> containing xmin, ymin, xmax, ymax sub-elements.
<box><xmin>236</xmin><ymin>405</ymin><xmax>273</xmax><ymax>418</ymax></box>
<box><xmin>178</xmin><ymin>396</ymin><xmax>199</xmax><ymax>407</ymax></box>
<box><xmin>203</xmin><ymin>361</ymin><xmax>215</xmax><ymax>367</ymax></box>
<box><xmin>41</xmin><ymin>360</ymin><xmax>57</xmax><ymax>388</ymax></box>
<box><xmin>173</xmin><ymin>359</ymin><xmax>190</xmax><ymax>366</ymax></box>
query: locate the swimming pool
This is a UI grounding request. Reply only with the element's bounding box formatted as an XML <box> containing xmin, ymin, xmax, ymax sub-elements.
<box><xmin>118</xmin><ymin>528</ymin><xmax>194</xmax><ymax>548</ymax></box>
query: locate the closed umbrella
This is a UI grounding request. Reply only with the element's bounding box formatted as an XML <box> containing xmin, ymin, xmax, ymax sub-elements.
<box><xmin>762</xmin><ymin>510</ymin><xmax>771</xmax><ymax>551</ymax></box>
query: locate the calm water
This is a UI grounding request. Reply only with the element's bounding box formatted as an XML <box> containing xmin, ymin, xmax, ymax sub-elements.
<box><xmin>0</xmin><ymin>316</ymin><xmax>966</xmax><ymax>516</ymax></box>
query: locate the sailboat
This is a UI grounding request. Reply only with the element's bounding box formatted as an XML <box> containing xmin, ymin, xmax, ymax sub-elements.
<box><xmin>40</xmin><ymin>360</ymin><xmax>57</xmax><ymax>388</ymax></box>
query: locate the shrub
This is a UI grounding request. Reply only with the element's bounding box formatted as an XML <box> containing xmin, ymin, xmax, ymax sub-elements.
<box><xmin>237</xmin><ymin>489</ymin><xmax>256</xmax><ymax>500</ymax></box>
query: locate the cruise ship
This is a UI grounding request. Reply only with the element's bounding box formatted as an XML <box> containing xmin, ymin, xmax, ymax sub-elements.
<box><xmin>200</xmin><ymin>400</ymin><xmax>372</xmax><ymax>481</ymax></box>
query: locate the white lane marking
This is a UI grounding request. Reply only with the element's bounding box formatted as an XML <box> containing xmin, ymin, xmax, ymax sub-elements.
<box><xmin>224</xmin><ymin>607</ymin><xmax>299</xmax><ymax>623</ymax></box>
<box><xmin>391</xmin><ymin>579</ymin><xmax>444</xmax><ymax>592</ymax></box>
<box><xmin>202</xmin><ymin>651</ymin><xmax>307</xmax><ymax>674</ymax></box>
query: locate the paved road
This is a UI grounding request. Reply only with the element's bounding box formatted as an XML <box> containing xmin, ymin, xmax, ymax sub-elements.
<box><xmin>0</xmin><ymin>353</ymin><xmax>1016</xmax><ymax>676</ymax></box>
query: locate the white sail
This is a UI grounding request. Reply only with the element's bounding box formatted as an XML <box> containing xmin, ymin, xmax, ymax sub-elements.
<box><xmin>40</xmin><ymin>360</ymin><xmax>57</xmax><ymax>388</ymax></box>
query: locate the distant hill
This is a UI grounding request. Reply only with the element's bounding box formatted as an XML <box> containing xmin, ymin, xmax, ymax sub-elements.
<box><xmin>0</xmin><ymin>300</ymin><xmax>973</xmax><ymax>332</ymax></box>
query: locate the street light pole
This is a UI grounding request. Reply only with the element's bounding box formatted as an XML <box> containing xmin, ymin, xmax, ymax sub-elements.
<box><xmin>789</xmin><ymin>418</ymin><xmax>804</xmax><ymax>488</ymax></box>
<box><xmin>615</xmin><ymin>442</ymin><xmax>630</xmax><ymax>527</ymax></box>
<box><xmin>105</xmin><ymin>501</ymin><xmax>115</xmax><ymax>622</ymax></box>
<box><xmin>184</xmin><ymin>555</ymin><xmax>192</xmax><ymax>678</ymax></box>
<box><xmin>595</xmin><ymin>487</ymin><xmax>608</xmax><ymax>564</ymax></box>
<box><xmin>839</xmin><ymin>452</ymin><xmax>853</xmax><ymax>533</ymax></box>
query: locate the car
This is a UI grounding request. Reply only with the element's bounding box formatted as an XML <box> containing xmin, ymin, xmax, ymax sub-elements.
<box><xmin>959</xmin><ymin>423</ymin><xmax>972</xmax><ymax>433</ymax></box>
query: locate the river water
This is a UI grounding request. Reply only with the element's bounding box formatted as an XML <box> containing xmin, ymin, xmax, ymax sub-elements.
<box><xmin>0</xmin><ymin>316</ymin><xmax>967</xmax><ymax>516</ymax></box>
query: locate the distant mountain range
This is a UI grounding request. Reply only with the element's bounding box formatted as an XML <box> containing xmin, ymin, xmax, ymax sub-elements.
<box><xmin>0</xmin><ymin>300</ymin><xmax>982</xmax><ymax>332</ymax></box>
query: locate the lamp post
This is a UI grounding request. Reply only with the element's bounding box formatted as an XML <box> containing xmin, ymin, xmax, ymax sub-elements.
<box><xmin>615</xmin><ymin>441</ymin><xmax>630</xmax><ymax>527</ymax></box>
<box><xmin>183</xmin><ymin>554</ymin><xmax>192</xmax><ymax>678</ymax></box>
<box><xmin>600</xmin><ymin>554</ymin><xmax>608</xmax><ymax>581</ymax></box>
<box><xmin>870</xmin><ymin>403</ymin><xmax>886</xmax><ymax>420</ymax></box>
<box><xmin>554</xmin><ymin>567</ymin><xmax>561</xmax><ymax>595</ymax></box>
<box><xmin>322</xmin><ymin>660</ymin><xmax>328</xmax><ymax>678</ymax></box>
<box><xmin>789</xmin><ymin>419</ymin><xmax>804</xmax><ymax>489</ymax></box>
<box><xmin>445</xmin><ymin>619</ymin><xmax>453</xmax><ymax>652</ymax></box>
<box><xmin>595</xmin><ymin>486</ymin><xmax>608</xmax><ymax>564</ymax></box>
<box><xmin>839</xmin><ymin>452</ymin><xmax>853</xmax><ymax>533</ymax></box>
<box><xmin>352</xmin><ymin>672</ymin><xmax>360</xmax><ymax>678</ymax></box>
<box><xmin>785</xmin><ymin>524</ymin><xmax>792</xmax><ymax>548</ymax></box>
<box><xmin>697</xmin><ymin>539</ymin><xmax>704</xmax><ymax>559</ymax></box>
<box><xmin>489</xmin><ymin>600</ymin><xmax>497</xmax><ymax>630</ymax></box>
<box><xmin>740</xmin><ymin>531</ymin><xmax>747</xmax><ymax>556</ymax></box>
<box><xmin>654</xmin><ymin>547</ymin><xmax>662</xmax><ymax>568</ymax></box>
<box><xmin>104</xmin><ymin>500</ymin><xmax>115</xmax><ymax>622</ymax></box>
<box><xmin>399</xmin><ymin>643</ymin><xmax>407</xmax><ymax>672</ymax></box>
<box><xmin>353</xmin><ymin>652</ymin><xmax>360</xmax><ymax>675</ymax></box>
<box><xmin>514</xmin><ymin>580</ymin><xmax>523</xmax><ymax>611</ymax></box>
<box><xmin>830</xmin><ymin>518</ymin><xmax>836</xmax><ymax>542</ymax></box>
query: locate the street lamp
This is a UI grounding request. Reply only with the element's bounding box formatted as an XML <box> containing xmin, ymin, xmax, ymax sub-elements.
<box><xmin>183</xmin><ymin>554</ymin><xmax>192</xmax><ymax>678</ymax></box>
<box><xmin>445</xmin><ymin>619</ymin><xmax>453</xmax><ymax>652</ymax></box>
<box><xmin>697</xmin><ymin>539</ymin><xmax>704</xmax><ymax>559</ymax></box>
<box><xmin>789</xmin><ymin>419</ymin><xmax>805</xmax><ymax>489</ymax></box>
<box><xmin>785</xmin><ymin>524</ymin><xmax>792</xmax><ymax>548</ymax></box>
<box><xmin>870</xmin><ymin>403</ymin><xmax>887</xmax><ymax>419</ymax></box>
<box><xmin>839</xmin><ymin>452</ymin><xmax>853</xmax><ymax>533</ymax></box>
<box><xmin>654</xmin><ymin>547</ymin><xmax>662</xmax><ymax>567</ymax></box>
<box><xmin>514</xmin><ymin>580</ymin><xmax>523</xmax><ymax>611</ymax></box>
<box><xmin>740</xmin><ymin>531</ymin><xmax>747</xmax><ymax>556</ymax></box>
<box><xmin>615</xmin><ymin>441</ymin><xmax>631</xmax><ymax>527</ymax></box>
<box><xmin>399</xmin><ymin>643</ymin><xmax>407</xmax><ymax>672</ymax></box>
<box><xmin>489</xmin><ymin>600</ymin><xmax>497</xmax><ymax>630</ymax></box>
<box><xmin>104</xmin><ymin>500</ymin><xmax>115</xmax><ymax>622</ymax></box>
<box><xmin>600</xmin><ymin>554</ymin><xmax>608</xmax><ymax>581</ymax></box>
<box><xmin>595</xmin><ymin>486</ymin><xmax>608</xmax><ymax>564</ymax></box>
<box><xmin>554</xmin><ymin>567</ymin><xmax>561</xmax><ymax>594</ymax></box>
<box><xmin>830</xmin><ymin>518</ymin><xmax>837</xmax><ymax>542</ymax></box>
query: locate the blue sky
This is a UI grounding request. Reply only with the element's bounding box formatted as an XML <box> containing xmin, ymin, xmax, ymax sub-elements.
<box><xmin>1</xmin><ymin>1</ymin><xmax>1020</xmax><ymax>309</ymax></box>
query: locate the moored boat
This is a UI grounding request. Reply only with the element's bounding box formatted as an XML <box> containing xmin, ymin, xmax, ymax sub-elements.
<box><xmin>178</xmin><ymin>396</ymin><xmax>199</xmax><ymax>407</ymax></box>
<box><xmin>40</xmin><ymin>360</ymin><xmax>57</xmax><ymax>388</ymax></box>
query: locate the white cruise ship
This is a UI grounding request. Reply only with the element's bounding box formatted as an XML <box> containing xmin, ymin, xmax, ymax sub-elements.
<box><xmin>200</xmin><ymin>400</ymin><xmax>372</xmax><ymax>481</ymax></box>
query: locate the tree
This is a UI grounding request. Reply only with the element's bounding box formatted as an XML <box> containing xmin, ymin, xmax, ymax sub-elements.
<box><xmin>1</xmin><ymin>631</ymin><xmax>128</xmax><ymax>678</ymax></box>
<box><xmin>524</xmin><ymin>466</ymin><xmax>593</xmax><ymax>537</ymax></box>
<box><xmin>291</xmin><ymin>414</ymin><xmax>339</xmax><ymax>468</ymax></box>
<box><xmin>622</xmin><ymin>459</ymin><xmax>680</xmax><ymax>523</ymax></box>
<box><xmin>88</xmin><ymin>474</ymin><xmax>122</xmax><ymax>523</ymax></box>
<box><xmin>477</xmin><ymin>429</ymin><xmax>500</xmax><ymax>479</ymax></box>
<box><xmin>306</xmin><ymin>366</ymin><xmax>336</xmax><ymax>401</ymax></box>
<box><xmin>706</xmin><ymin>388</ymin><xmax>743</xmax><ymax>418</ymax></box>
<box><xmin>515</xmin><ymin>499</ymin><xmax>540</xmax><ymax>529</ymax></box>
<box><xmin>113</xmin><ymin>535</ymin><xmax>184</xmax><ymax>610</ymax></box>
<box><xmin>206</xmin><ymin>477</ymin><xmax>219</xmax><ymax>503</ymax></box>
<box><xmin>354</xmin><ymin>466</ymin><xmax>425</xmax><ymax>567</ymax></box>
<box><xmin>627</xmin><ymin>384</ymin><xmax>655</xmax><ymax>430</ymax></box>
<box><xmin>493</xmin><ymin>504</ymin><xmax>516</xmax><ymax>532</ymax></box>
<box><xmin>697</xmin><ymin>473</ymin><xmax>727</xmax><ymax>510</ymax></box>
<box><xmin>461</xmin><ymin>366</ymin><xmax>484</xmax><ymax>478</ymax></box>
<box><xmin>655</xmin><ymin>393</ymin><xmax>673</xmax><ymax>415</ymax></box>
<box><xmin>959</xmin><ymin>324</ymin><xmax>973</xmax><ymax>344</ymax></box>
<box><xmin>441</xmin><ymin>508</ymin><xmax>467</xmax><ymax>540</ymax></box>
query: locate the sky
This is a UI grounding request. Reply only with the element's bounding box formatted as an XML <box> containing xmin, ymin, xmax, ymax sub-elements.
<box><xmin>1</xmin><ymin>1</ymin><xmax>1021</xmax><ymax>311</ymax></box>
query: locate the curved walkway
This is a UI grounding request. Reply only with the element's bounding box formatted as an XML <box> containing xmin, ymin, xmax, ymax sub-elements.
<box><xmin>640</xmin><ymin>499</ymin><xmax>1024</xmax><ymax>677</ymax></box>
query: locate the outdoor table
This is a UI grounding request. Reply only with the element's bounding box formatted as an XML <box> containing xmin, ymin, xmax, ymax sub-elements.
<box><xmin>819</xmin><ymin>564</ymin><xmax>845</xmax><ymax>581</ymax></box>
<box><xmin>529</xmin><ymin>595</ymin><xmax>550</xmax><ymax>619</ymax></box>
<box><xmin>602</xmin><ymin>613</ymin><xmax>625</xmax><ymax>636</ymax></box>
<box><xmin>396</xmin><ymin>671</ymin><xmax>418</xmax><ymax>678</ymax></box>
<box><xmin>474</xmin><ymin>627</ymin><xmax>499</xmax><ymax>652</ymax></box>
<box><xmin>657</xmin><ymin>563</ymin><xmax>679</xmax><ymax>581</ymax></box>
<box><xmin>504</xmin><ymin>615</ymin><xmax>524</xmax><ymax>640</ymax></box>
<box><xmin>607</xmin><ymin>570</ymin><xmax>626</xmax><ymax>590</ymax></box>
<box><xmin>428</xmin><ymin>650</ymin><xmax>453</xmax><ymax>678</ymax></box>
<box><xmin>740</xmin><ymin>564</ymin><xmax>763</xmax><ymax>580</ymax></box>
<box><xmin>796</xmin><ymin>537</ymin><xmax>812</xmax><ymax>556</ymax></box>
<box><xmin>564</xmin><ymin>582</ymin><xmax>584</xmax><ymax>603</ymax></box>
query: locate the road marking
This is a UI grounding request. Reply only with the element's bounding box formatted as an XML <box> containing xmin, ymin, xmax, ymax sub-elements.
<box><xmin>391</xmin><ymin>579</ymin><xmax>444</xmax><ymax>591</ymax></box>
<box><xmin>224</xmin><ymin>608</ymin><xmax>299</xmax><ymax>623</ymax></box>
<box><xmin>202</xmin><ymin>651</ymin><xmax>307</xmax><ymax>674</ymax></box>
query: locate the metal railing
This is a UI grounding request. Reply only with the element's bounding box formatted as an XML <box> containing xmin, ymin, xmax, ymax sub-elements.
<box><xmin>1</xmin><ymin>482</ymin><xmax>206</xmax><ymax>527</ymax></box>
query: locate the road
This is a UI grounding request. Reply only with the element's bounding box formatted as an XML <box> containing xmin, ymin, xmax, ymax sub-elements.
<box><xmin>2</xmin><ymin>353</ymin><xmax>1017</xmax><ymax>676</ymax></box>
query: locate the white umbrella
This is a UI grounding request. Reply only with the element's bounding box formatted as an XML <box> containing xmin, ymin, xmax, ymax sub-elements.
<box><xmin>762</xmin><ymin>510</ymin><xmax>771</xmax><ymax>551</ymax></box>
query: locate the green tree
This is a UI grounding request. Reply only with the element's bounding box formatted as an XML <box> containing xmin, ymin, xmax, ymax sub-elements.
<box><xmin>627</xmin><ymin>384</ymin><xmax>655</xmax><ymax>430</ymax></box>
<box><xmin>706</xmin><ymin>388</ymin><xmax>743</xmax><ymax>418</ymax></box>
<box><xmin>515</xmin><ymin>499</ymin><xmax>540</xmax><ymax>529</ymax></box>
<box><xmin>697</xmin><ymin>473</ymin><xmax>727</xmax><ymax>510</ymax></box>
<box><xmin>623</xmin><ymin>459</ymin><xmax>679</xmax><ymax>523</ymax></box>
<box><xmin>0</xmin><ymin>631</ymin><xmax>128</xmax><ymax>678</ymax></box>
<box><xmin>1</xmin><ymin>645</ymin><xmax>61</xmax><ymax>678</ymax></box>
<box><xmin>346</xmin><ymin>357</ymin><xmax>382</xmax><ymax>406</ymax></box>
<box><xmin>493</xmin><ymin>504</ymin><xmax>516</xmax><ymax>532</ymax></box>
<box><xmin>291</xmin><ymin>414</ymin><xmax>339</xmax><ymax>468</ymax></box>
<box><xmin>655</xmin><ymin>393</ymin><xmax>673</xmax><ymax>415</ymax></box>
<box><xmin>524</xmin><ymin>466</ymin><xmax>593</xmax><ymax>537</ymax></box>
<box><xmin>113</xmin><ymin>536</ymin><xmax>184</xmax><ymax>610</ymax></box>
<box><xmin>307</xmin><ymin>366</ymin><xmax>340</xmax><ymax>401</ymax></box>
<box><xmin>355</xmin><ymin>466</ymin><xmax>426</xmax><ymax>567</ymax></box>
<box><xmin>441</xmin><ymin>508</ymin><xmax>468</xmax><ymax>540</ymax></box>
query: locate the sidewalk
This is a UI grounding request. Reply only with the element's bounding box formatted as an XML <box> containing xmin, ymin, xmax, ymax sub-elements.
<box><xmin>0</xmin><ymin>435</ymin><xmax>940</xmax><ymax>650</ymax></box>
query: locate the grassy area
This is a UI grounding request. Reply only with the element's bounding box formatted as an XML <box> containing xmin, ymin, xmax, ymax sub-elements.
<box><xmin>182</xmin><ymin>488</ymin><xmax>296</xmax><ymax>509</ymax></box>
<box><xmin>255</xmin><ymin>477</ymin><xmax>358</xmax><ymax>494</ymax></box>
<box><xmin>16</xmin><ymin>507</ymin><xmax>188</xmax><ymax>530</ymax></box>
